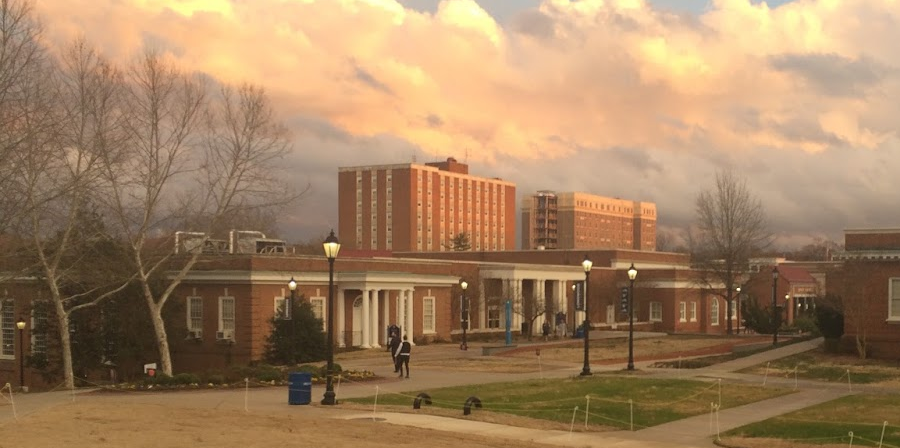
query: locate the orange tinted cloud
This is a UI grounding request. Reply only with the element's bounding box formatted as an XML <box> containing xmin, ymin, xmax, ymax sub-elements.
<box><xmin>34</xmin><ymin>0</ymin><xmax>900</xmax><ymax>162</ymax></box>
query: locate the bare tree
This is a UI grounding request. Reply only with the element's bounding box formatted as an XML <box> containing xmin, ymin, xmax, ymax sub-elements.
<box><xmin>103</xmin><ymin>58</ymin><xmax>303</xmax><ymax>375</ymax></box>
<box><xmin>0</xmin><ymin>0</ymin><xmax>46</xmax><ymax>234</ymax></box>
<box><xmin>11</xmin><ymin>40</ymin><xmax>132</xmax><ymax>389</ymax></box>
<box><xmin>690</xmin><ymin>169</ymin><xmax>772</xmax><ymax>335</ymax></box>
<box><xmin>831</xmin><ymin>260</ymin><xmax>877</xmax><ymax>359</ymax></box>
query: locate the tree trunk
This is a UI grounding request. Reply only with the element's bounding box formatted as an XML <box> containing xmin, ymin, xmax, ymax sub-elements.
<box><xmin>147</xmin><ymin>299</ymin><xmax>173</xmax><ymax>375</ymax></box>
<box><xmin>53</xmin><ymin>302</ymin><xmax>75</xmax><ymax>390</ymax></box>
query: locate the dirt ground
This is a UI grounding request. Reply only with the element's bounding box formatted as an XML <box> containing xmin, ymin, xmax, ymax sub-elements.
<box><xmin>0</xmin><ymin>401</ymin><xmax>560</xmax><ymax>448</ymax></box>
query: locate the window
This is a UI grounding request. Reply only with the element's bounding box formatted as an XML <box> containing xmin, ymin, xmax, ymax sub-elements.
<box><xmin>650</xmin><ymin>302</ymin><xmax>662</xmax><ymax>322</ymax></box>
<box><xmin>690</xmin><ymin>302</ymin><xmax>697</xmax><ymax>322</ymax></box>
<box><xmin>423</xmin><ymin>297</ymin><xmax>435</xmax><ymax>333</ymax></box>
<box><xmin>730</xmin><ymin>300</ymin><xmax>737</xmax><ymax>320</ymax></box>
<box><xmin>310</xmin><ymin>297</ymin><xmax>326</xmax><ymax>327</ymax></box>
<box><xmin>31</xmin><ymin>302</ymin><xmax>49</xmax><ymax>355</ymax></box>
<box><xmin>1</xmin><ymin>299</ymin><xmax>14</xmax><ymax>358</ymax></box>
<box><xmin>488</xmin><ymin>306</ymin><xmax>500</xmax><ymax>329</ymax></box>
<box><xmin>219</xmin><ymin>296</ymin><xmax>235</xmax><ymax>333</ymax></box>
<box><xmin>679</xmin><ymin>302</ymin><xmax>686</xmax><ymax>322</ymax></box>
<box><xmin>711</xmin><ymin>299</ymin><xmax>720</xmax><ymax>326</ymax></box>
<box><xmin>274</xmin><ymin>296</ymin><xmax>287</xmax><ymax>319</ymax></box>
<box><xmin>890</xmin><ymin>279</ymin><xmax>900</xmax><ymax>320</ymax></box>
<box><xmin>187</xmin><ymin>296</ymin><xmax>203</xmax><ymax>332</ymax></box>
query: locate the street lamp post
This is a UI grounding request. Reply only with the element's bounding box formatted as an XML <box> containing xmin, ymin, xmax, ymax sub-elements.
<box><xmin>460</xmin><ymin>280</ymin><xmax>469</xmax><ymax>351</ymax></box>
<box><xmin>580</xmin><ymin>255</ymin><xmax>593</xmax><ymax>377</ymax></box>
<box><xmin>627</xmin><ymin>264</ymin><xmax>637</xmax><ymax>371</ymax></box>
<box><xmin>322</xmin><ymin>230</ymin><xmax>341</xmax><ymax>406</ymax></box>
<box><xmin>771</xmin><ymin>267</ymin><xmax>779</xmax><ymax>346</ymax></box>
<box><xmin>785</xmin><ymin>294</ymin><xmax>790</xmax><ymax>325</ymax></box>
<box><xmin>735</xmin><ymin>286</ymin><xmax>742</xmax><ymax>334</ymax></box>
<box><xmin>287</xmin><ymin>277</ymin><xmax>296</xmax><ymax>365</ymax></box>
<box><xmin>16</xmin><ymin>317</ymin><xmax>26</xmax><ymax>391</ymax></box>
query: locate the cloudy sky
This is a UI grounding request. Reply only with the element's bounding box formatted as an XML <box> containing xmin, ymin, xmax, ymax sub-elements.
<box><xmin>34</xmin><ymin>0</ymin><xmax>900</xmax><ymax>248</ymax></box>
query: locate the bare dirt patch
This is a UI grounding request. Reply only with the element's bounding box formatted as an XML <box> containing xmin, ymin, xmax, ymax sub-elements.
<box><xmin>3</xmin><ymin>401</ymin><xmax>561</xmax><ymax>448</ymax></box>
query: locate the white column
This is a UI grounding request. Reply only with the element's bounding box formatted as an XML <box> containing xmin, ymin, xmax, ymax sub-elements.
<box><xmin>514</xmin><ymin>278</ymin><xmax>523</xmax><ymax>330</ymax></box>
<box><xmin>405</xmin><ymin>289</ymin><xmax>416</xmax><ymax>346</ymax></box>
<box><xmin>383</xmin><ymin>290</ymin><xmax>391</xmax><ymax>330</ymax></box>
<box><xmin>397</xmin><ymin>290</ymin><xmax>406</xmax><ymax>337</ymax></box>
<box><xmin>535</xmin><ymin>279</ymin><xmax>546</xmax><ymax>334</ymax></box>
<box><xmin>361</xmin><ymin>288</ymin><xmax>371</xmax><ymax>348</ymax></box>
<box><xmin>337</xmin><ymin>287</ymin><xmax>346</xmax><ymax>347</ymax></box>
<box><xmin>370</xmin><ymin>289</ymin><xmax>381</xmax><ymax>348</ymax></box>
<box><xmin>478</xmin><ymin>278</ymin><xmax>487</xmax><ymax>330</ymax></box>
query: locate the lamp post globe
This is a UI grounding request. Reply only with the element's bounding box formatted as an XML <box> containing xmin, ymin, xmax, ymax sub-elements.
<box><xmin>460</xmin><ymin>279</ymin><xmax>468</xmax><ymax>351</ymax></box>
<box><xmin>321</xmin><ymin>230</ymin><xmax>340</xmax><ymax>405</ymax></box>
<box><xmin>580</xmin><ymin>255</ymin><xmax>593</xmax><ymax>376</ymax></box>
<box><xmin>626</xmin><ymin>264</ymin><xmax>637</xmax><ymax>371</ymax></box>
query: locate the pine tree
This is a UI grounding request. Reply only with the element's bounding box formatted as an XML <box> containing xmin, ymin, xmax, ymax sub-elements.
<box><xmin>264</xmin><ymin>298</ymin><xmax>327</xmax><ymax>365</ymax></box>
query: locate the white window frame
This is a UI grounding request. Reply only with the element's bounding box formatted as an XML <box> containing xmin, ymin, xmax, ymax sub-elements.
<box><xmin>187</xmin><ymin>296</ymin><xmax>203</xmax><ymax>333</ymax></box>
<box><xmin>487</xmin><ymin>306</ymin><xmax>500</xmax><ymax>329</ymax></box>
<box><xmin>890</xmin><ymin>278</ymin><xmax>900</xmax><ymax>321</ymax></box>
<box><xmin>711</xmin><ymin>299</ymin><xmax>720</xmax><ymax>326</ymax></box>
<box><xmin>218</xmin><ymin>296</ymin><xmax>236</xmax><ymax>336</ymax></box>
<box><xmin>730</xmin><ymin>300</ymin><xmax>738</xmax><ymax>320</ymax></box>
<box><xmin>679</xmin><ymin>302</ymin><xmax>686</xmax><ymax>322</ymax></box>
<box><xmin>274</xmin><ymin>296</ymin><xmax>287</xmax><ymax>319</ymax></box>
<box><xmin>690</xmin><ymin>302</ymin><xmax>697</xmax><ymax>322</ymax></box>
<box><xmin>1</xmin><ymin>299</ymin><xmax>14</xmax><ymax>359</ymax></box>
<box><xmin>422</xmin><ymin>296</ymin><xmax>435</xmax><ymax>334</ymax></box>
<box><xmin>31</xmin><ymin>302</ymin><xmax>49</xmax><ymax>355</ymax></box>
<box><xmin>650</xmin><ymin>302</ymin><xmax>662</xmax><ymax>322</ymax></box>
<box><xmin>310</xmin><ymin>297</ymin><xmax>326</xmax><ymax>331</ymax></box>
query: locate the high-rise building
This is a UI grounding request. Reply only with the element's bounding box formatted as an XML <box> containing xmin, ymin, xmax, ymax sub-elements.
<box><xmin>522</xmin><ymin>191</ymin><xmax>657</xmax><ymax>251</ymax></box>
<box><xmin>338</xmin><ymin>158</ymin><xmax>516</xmax><ymax>252</ymax></box>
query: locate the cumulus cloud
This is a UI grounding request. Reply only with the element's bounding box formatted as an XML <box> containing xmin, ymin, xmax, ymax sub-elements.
<box><xmin>31</xmin><ymin>0</ymin><xmax>900</xmax><ymax>244</ymax></box>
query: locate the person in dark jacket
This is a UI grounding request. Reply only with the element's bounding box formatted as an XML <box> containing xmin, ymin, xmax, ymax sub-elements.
<box><xmin>388</xmin><ymin>330</ymin><xmax>401</xmax><ymax>372</ymax></box>
<box><xmin>395</xmin><ymin>334</ymin><xmax>411</xmax><ymax>378</ymax></box>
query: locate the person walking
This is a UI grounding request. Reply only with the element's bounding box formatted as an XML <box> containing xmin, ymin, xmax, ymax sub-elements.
<box><xmin>395</xmin><ymin>334</ymin><xmax>411</xmax><ymax>378</ymax></box>
<box><xmin>542</xmin><ymin>321</ymin><xmax>550</xmax><ymax>341</ymax></box>
<box><xmin>388</xmin><ymin>330</ymin><xmax>401</xmax><ymax>372</ymax></box>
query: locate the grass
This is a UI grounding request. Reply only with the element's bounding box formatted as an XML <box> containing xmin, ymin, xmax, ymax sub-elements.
<box><xmin>723</xmin><ymin>395</ymin><xmax>900</xmax><ymax>447</ymax></box>
<box><xmin>347</xmin><ymin>375</ymin><xmax>789</xmax><ymax>431</ymax></box>
<box><xmin>738</xmin><ymin>351</ymin><xmax>900</xmax><ymax>384</ymax></box>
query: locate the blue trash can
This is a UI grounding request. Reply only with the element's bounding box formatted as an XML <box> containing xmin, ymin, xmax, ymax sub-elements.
<box><xmin>288</xmin><ymin>372</ymin><xmax>312</xmax><ymax>405</ymax></box>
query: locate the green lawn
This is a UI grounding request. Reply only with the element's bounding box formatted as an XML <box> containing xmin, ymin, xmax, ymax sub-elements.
<box><xmin>738</xmin><ymin>352</ymin><xmax>900</xmax><ymax>384</ymax></box>
<box><xmin>347</xmin><ymin>376</ymin><xmax>789</xmax><ymax>430</ymax></box>
<box><xmin>724</xmin><ymin>395</ymin><xmax>900</xmax><ymax>447</ymax></box>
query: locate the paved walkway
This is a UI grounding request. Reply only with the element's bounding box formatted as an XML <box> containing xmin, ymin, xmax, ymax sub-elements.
<box><xmin>0</xmin><ymin>335</ymin><xmax>859</xmax><ymax>448</ymax></box>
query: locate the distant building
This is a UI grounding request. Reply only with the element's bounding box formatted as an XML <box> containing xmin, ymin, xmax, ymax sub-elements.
<box><xmin>338</xmin><ymin>158</ymin><xmax>516</xmax><ymax>252</ymax></box>
<box><xmin>521</xmin><ymin>191</ymin><xmax>657</xmax><ymax>251</ymax></box>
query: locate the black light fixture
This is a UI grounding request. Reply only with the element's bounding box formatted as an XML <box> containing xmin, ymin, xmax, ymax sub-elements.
<box><xmin>771</xmin><ymin>267</ymin><xmax>779</xmax><ymax>346</ymax></box>
<box><xmin>16</xmin><ymin>317</ymin><xmax>26</xmax><ymax>390</ymax></box>
<box><xmin>321</xmin><ymin>230</ymin><xmax>340</xmax><ymax>405</ymax></box>
<box><xmin>580</xmin><ymin>255</ymin><xmax>593</xmax><ymax>377</ymax></box>
<box><xmin>286</xmin><ymin>277</ymin><xmax>296</xmax><ymax>366</ymax></box>
<box><xmin>460</xmin><ymin>279</ymin><xmax>468</xmax><ymax>351</ymax></box>
<box><xmin>626</xmin><ymin>264</ymin><xmax>638</xmax><ymax>371</ymax></box>
<box><xmin>735</xmin><ymin>286</ymin><xmax>742</xmax><ymax>333</ymax></box>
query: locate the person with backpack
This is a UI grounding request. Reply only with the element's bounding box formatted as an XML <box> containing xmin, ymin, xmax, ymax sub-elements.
<box><xmin>395</xmin><ymin>334</ymin><xmax>412</xmax><ymax>378</ymax></box>
<box><xmin>388</xmin><ymin>330</ymin><xmax>401</xmax><ymax>372</ymax></box>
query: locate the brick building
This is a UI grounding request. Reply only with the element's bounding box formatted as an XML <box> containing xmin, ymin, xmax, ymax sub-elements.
<box><xmin>521</xmin><ymin>191</ymin><xmax>656</xmax><ymax>251</ymax></box>
<box><xmin>338</xmin><ymin>158</ymin><xmax>516</xmax><ymax>253</ymax></box>
<box><xmin>830</xmin><ymin>228</ymin><xmax>900</xmax><ymax>359</ymax></box>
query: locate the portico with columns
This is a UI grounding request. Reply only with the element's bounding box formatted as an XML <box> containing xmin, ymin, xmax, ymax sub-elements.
<box><xmin>468</xmin><ymin>264</ymin><xmax>586</xmax><ymax>336</ymax></box>
<box><xmin>333</xmin><ymin>272</ymin><xmax>459</xmax><ymax>348</ymax></box>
